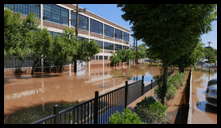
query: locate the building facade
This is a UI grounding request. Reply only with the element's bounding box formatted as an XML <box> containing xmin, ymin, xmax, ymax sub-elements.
<box><xmin>4</xmin><ymin>4</ymin><xmax>130</xmax><ymax>62</ymax></box>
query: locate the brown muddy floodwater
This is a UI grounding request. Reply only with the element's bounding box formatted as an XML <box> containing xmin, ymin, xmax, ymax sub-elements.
<box><xmin>191</xmin><ymin>70</ymin><xmax>217</xmax><ymax>124</ymax></box>
<box><xmin>4</xmin><ymin>64</ymin><xmax>161</xmax><ymax>123</ymax></box>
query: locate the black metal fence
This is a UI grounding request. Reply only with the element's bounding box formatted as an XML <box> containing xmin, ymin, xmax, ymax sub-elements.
<box><xmin>4</xmin><ymin>56</ymin><xmax>34</xmax><ymax>68</ymax></box>
<box><xmin>32</xmin><ymin>72</ymin><xmax>172</xmax><ymax>124</ymax></box>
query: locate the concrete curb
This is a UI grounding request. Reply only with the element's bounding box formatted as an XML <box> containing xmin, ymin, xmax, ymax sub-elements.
<box><xmin>187</xmin><ymin>70</ymin><xmax>192</xmax><ymax>124</ymax></box>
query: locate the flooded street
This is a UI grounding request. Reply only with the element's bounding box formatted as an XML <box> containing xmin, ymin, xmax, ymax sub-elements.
<box><xmin>191</xmin><ymin>70</ymin><xmax>217</xmax><ymax>124</ymax></box>
<box><xmin>4</xmin><ymin>64</ymin><xmax>161</xmax><ymax>122</ymax></box>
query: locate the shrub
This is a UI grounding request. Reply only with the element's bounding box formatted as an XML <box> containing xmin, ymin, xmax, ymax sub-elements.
<box><xmin>109</xmin><ymin>108</ymin><xmax>143</xmax><ymax>124</ymax></box>
<box><xmin>165</xmin><ymin>83</ymin><xmax>177</xmax><ymax>100</ymax></box>
<box><xmin>155</xmin><ymin>77</ymin><xmax>177</xmax><ymax>101</ymax></box>
<box><xmin>168</xmin><ymin>72</ymin><xmax>184</xmax><ymax>89</ymax></box>
<box><xmin>134</xmin><ymin>97</ymin><xmax>167</xmax><ymax>124</ymax></box>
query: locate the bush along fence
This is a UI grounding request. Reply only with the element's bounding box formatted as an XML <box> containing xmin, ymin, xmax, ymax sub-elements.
<box><xmin>32</xmin><ymin>72</ymin><xmax>173</xmax><ymax>124</ymax></box>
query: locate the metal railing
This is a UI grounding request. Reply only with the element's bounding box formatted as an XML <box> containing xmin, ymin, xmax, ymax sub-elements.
<box><xmin>4</xmin><ymin>56</ymin><xmax>34</xmax><ymax>68</ymax></box>
<box><xmin>32</xmin><ymin>72</ymin><xmax>173</xmax><ymax>124</ymax></box>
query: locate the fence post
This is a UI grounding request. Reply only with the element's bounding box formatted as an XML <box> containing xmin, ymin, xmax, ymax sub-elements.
<box><xmin>125</xmin><ymin>81</ymin><xmax>128</xmax><ymax>108</ymax></box>
<box><xmin>53</xmin><ymin>104</ymin><xmax>59</xmax><ymax>124</ymax></box>
<box><xmin>151</xmin><ymin>80</ymin><xmax>153</xmax><ymax>89</ymax></box>
<box><xmin>94</xmin><ymin>91</ymin><xmax>99</xmax><ymax>124</ymax></box>
<box><xmin>141</xmin><ymin>75</ymin><xmax>144</xmax><ymax>95</ymax></box>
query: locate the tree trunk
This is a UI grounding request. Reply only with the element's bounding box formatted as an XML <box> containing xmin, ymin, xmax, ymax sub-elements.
<box><xmin>160</xmin><ymin>64</ymin><xmax>168</xmax><ymax>104</ymax></box>
<box><xmin>74</xmin><ymin>60</ymin><xmax>77</xmax><ymax>73</ymax></box>
<box><xmin>178</xmin><ymin>65</ymin><xmax>185</xmax><ymax>73</ymax></box>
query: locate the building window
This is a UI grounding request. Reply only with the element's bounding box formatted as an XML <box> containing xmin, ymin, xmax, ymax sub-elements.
<box><xmin>104</xmin><ymin>24</ymin><xmax>114</xmax><ymax>38</ymax></box>
<box><xmin>4</xmin><ymin>4</ymin><xmax>40</xmax><ymax>18</ymax></box>
<box><xmin>115</xmin><ymin>29</ymin><xmax>122</xmax><ymax>40</ymax></box>
<box><xmin>43</xmin><ymin>4</ymin><xmax>69</xmax><ymax>25</ymax></box>
<box><xmin>99</xmin><ymin>56</ymin><xmax>103</xmax><ymax>60</ymax></box>
<box><xmin>96</xmin><ymin>56</ymin><xmax>99</xmax><ymax>60</ymax></box>
<box><xmin>104</xmin><ymin>42</ymin><xmax>114</xmax><ymax>50</ymax></box>
<box><xmin>90</xmin><ymin>19</ymin><xmax>103</xmax><ymax>35</ymax></box>
<box><xmin>71</xmin><ymin>12</ymin><xmax>76</xmax><ymax>26</ymax></box>
<box><xmin>123</xmin><ymin>32</ymin><xmax>129</xmax><ymax>42</ymax></box>
<box><xmin>104</xmin><ymin>56</ymin><xmax>108</xmax><ymax>60</ymax></box>
<box><xmin>78</xmin><ymin>36</ymin><xmax>89</xmax><ymax>42</ymax></box>
<box><xmin>123</xmin><ymin>46</ymin><xmax>129</xmax><ymax>49</ymax></box>
<box><xmin>90</xmin><ymin>39</ymin><xmax>103</xmax><ymax>48</ymax></box>
<box><xmin>49</xmin><ymin>31</ymin><xmax>62</xmax><ymax>38</ymax></box>
<box><xmin>71</xmin><ymin>12</ymin><xmax>89</xmax><ymax>31</ymax></box>
<box><xmin>115</xmin><ymin>44</ymin><xmax>122</xmax><ymax>51</ymax></box>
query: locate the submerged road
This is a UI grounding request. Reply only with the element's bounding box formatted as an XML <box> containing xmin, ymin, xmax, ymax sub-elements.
<box><xmin>191</xmin><ymin>71</ymin><xmax>217</xmax><ymax>124</ymax></box>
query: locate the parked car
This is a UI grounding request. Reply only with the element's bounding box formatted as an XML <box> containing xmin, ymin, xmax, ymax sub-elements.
<box><xmin>208</xmin><ymin>79</ymin><xmax>217</xmax><ymax>86</ymax></box>
<box><xmin>206</xmin><ymin>79</ymin><xmax>217</xmax><ymax>107</ymax></box>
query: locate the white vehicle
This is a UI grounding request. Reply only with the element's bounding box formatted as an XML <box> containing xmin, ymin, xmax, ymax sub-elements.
<box><xmin>206</xmin><ymin>80</ymin><xmax>217</xmax><ymax>107</ymax></box>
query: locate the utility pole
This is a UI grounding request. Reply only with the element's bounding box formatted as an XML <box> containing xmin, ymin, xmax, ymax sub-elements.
<box><xmin>73</xmin><ymin>4</ymin><xmax>86</xmax><ymax>73</ymax></box>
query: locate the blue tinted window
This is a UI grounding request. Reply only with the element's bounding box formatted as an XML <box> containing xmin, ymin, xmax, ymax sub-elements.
<box><xmin>91</xmin><ymin>39</ymin><xmax>103</xmax><ymax>48</ymax></box>
<box><xmin>90</xmin><ymin>19</ymin><xmax>103</xmax><ymax>34</ymax></box>
<box><xmin>49</xmin><ymin>31</ymin><xmax>62</xmax><ymax>38</ymax></box>
<box><xmin>79</xmin><ymin>14</ymin><xmax>89</xmax><ymax>30</ymax></box>
<box><xmin>71</xmin><ymin>12</ymin><xmax>89</xmax><ymax>30</ymax></box>
<box><xmin>104</xmin><ymin>42</ymin><xmax>114</xmax><ymax>50</ymax></box>
<box><xmin>123</xmin><ymin>32</ymin><xmax>129</xmax><ymax>42</ymax></box>
<box><xmin>104</xmin><ymin>24</ymin><xmax>114</xmax><ymax>38</ymax></box>
<box><xmin>43</xmin><ymin>4</ymin><xmax>69</xmax><ymax>25</ymax></box>
<box><xmin>123</xmin><ymin>46</ymin><xmax>129</xmax><ymax>49</ymax></box>
<box><xmin>71</xmin><ymin>12</ymin><xmax>76</xmax><ymax>26</ymax></box>
<box><xmin>4</xmin><ymin>4</ymin><xmax>40</xmax><ymax>18</ymax></box>
<box><xmin>115</xmin><ymin>29</ymin><xmax>122</xmax><ymax>40</ymax></box>
<box><xmin>78</xmin><ymin>36</ymin><xmax>89</xmax><ymax>41</ymax></box>
<box><xmin>115</xmin><ymin>44</ymin><xmax>122</xmax><ymax>51</ymax></box>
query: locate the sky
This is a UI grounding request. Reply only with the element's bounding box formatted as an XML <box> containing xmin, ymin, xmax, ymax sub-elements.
<box><xmin>80</xmin><ymin>4</ymin><xmax>217</xmax><ymax>49</ymax></box>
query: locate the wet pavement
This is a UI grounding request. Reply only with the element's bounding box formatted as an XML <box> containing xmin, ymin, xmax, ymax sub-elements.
<box><xmin>191</xmin><ymin>71</ymin><xmax>217</xmax><ymax>124</ymax></box>
<box><xmin>4</xmin><ymin>64</ymin><xmax>161</xmax><ymax>122</ymax></box>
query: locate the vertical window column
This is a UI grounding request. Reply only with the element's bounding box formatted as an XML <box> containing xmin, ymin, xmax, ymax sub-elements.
<box><xmin>68</xmin><ymin>9</ymin><xmax>71</xmax><ymax>27</ymax></box>
<box><xmin>88</xmin><ymin>17</ymin><xmax>91</xmax><ymax>41</ymax></box>
<box><xmin>40</xmin><ymin>4</ymin><xmax>43</xmax><ymax>28</ymax></box>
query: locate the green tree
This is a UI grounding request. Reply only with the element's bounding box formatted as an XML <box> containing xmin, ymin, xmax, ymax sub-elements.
<box><xmin>171</xmin><ymin>42</ymin><xmax>205</xmax><ymax>72</ymax></box>
<box><xmin>136</xmin><ymin>44</ymin><xmax>147</xmax><ymax>60</ymax></box>
<box><xmin>76</xmin><ymin>39</ymin><xmax>100</xmax><ymax>62</ymax></box>
<box><xmin>204</xmin><ymin>46</ymin><xmax>217</xmax><ymax>64</ymax></box>
<box><xmin>30</xmin><ymin>29</ymin><xmax>53</xmax><ymax>73</ymax></box>
<box><xmin>118</xmin><ymin>4</ymin><xmax>216</xmax><ymax>104</ymax></box>
<box><xmin>110</xmin><ymin>53</ymin><xmax>121</xmax><ymax>66</ymax></box>
<box><xmin>117</xmin><ymin>49</ymin><xmax>135</xmax><ymax>63</ymax></box>
<box><xmin>61</xmin><ymin>28</ymin><xmax>100</xmax><ymax>72</ymax></box>
<box><xmin>4</xmin><ymin>9</ymin><xmax>39</xmax><ymax>57</ymax></box>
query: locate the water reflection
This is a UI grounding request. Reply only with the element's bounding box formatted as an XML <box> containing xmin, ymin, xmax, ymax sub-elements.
<box><xmin>196</xmin><ymin>101</ymin><xmax>217</xmax><ymax>113</ymax></box>
<box><xmin>192</xmin><ymin>70</ymin><xmax>217</xmax><ymax>123</ymax></box>
<box><xmin>129</xmin><ymin>72</ymin><xmax>154</xmax><ymax>84</ymax></box>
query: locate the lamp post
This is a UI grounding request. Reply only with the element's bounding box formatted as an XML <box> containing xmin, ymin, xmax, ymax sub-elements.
<box><xmin>72</xmin><ymin>4</ymin><xmax>86</xmax><ymax>73</ymax></box>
